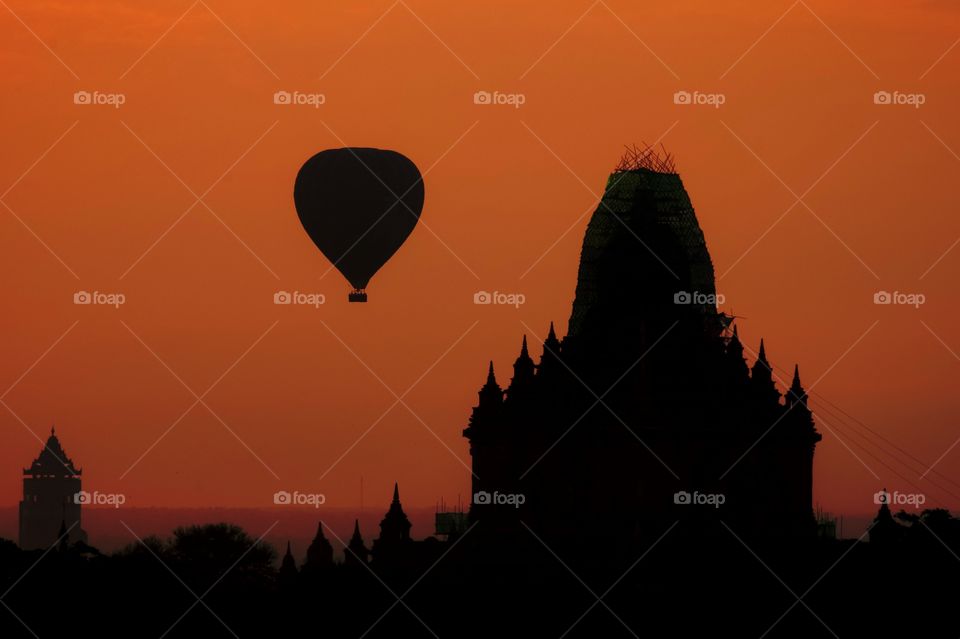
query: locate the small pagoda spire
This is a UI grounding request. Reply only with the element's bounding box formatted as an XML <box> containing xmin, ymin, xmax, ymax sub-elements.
<box><xmin>508</xmin><ymin>335</ymin><xmax>536</xmax><ymax>398</ymax></box>
<box><xmin>304</xmin><ymin>521</ymin><xmax>334</xmax><ymax>569</ymax></box>
<box><xmin>537</xmin><ymin>321</ymin><xmax>562</xmax><ymax>376</ymax></box>
<box><xmin>375</xmin><ymin>483</ymin><xmax>413</xmax><ymax>554</ymax></box>
<box><xmin>345</xmin><ymin>518</ymin><xmax>370</xmax><ymax>566</ymax></box>
<box><xmin>278</xmin><ymin>541</ymin><xmax>298</xmax><ymax>587</ymax></box>
<box><xmin>786</xmin><ymin>364</ymin><xmax>812</xmax><ymax>417</ymax></box>
<box><xmin>477</xmin><ymin>361</ymin><xmax>504</xmax><ymax>408</ymax></box>
<box><xmin>750</xmin><ymin>338</ymin><xmax>780</xmax><ymax>405</ymax></box>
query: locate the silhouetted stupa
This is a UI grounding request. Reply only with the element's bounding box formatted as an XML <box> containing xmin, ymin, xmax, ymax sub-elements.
<box><xmin>464</xmin><ymin>147</ymin><xmax>821</xmax><ymax>557</ymax></box>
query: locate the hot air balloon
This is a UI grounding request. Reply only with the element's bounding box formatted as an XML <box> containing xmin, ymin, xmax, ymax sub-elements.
<box><xmin>294</xmin><ymin>148</ymin><xmax>424</xmax><ymax>302</ymax></box>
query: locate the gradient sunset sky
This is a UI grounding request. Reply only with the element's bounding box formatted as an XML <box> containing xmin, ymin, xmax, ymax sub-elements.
<box><xmin>1</xmin><ymin>0</ymin><xmax>959</xmax><ymax>520</ymax></box>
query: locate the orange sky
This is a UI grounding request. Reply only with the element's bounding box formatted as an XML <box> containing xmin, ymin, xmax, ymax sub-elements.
<box><xmin>1</xmin><ymin>0</ymin><xmax>959</xmax><ymax>521</ymax></box>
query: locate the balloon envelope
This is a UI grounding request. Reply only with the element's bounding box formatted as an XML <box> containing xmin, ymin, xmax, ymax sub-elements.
<box><xmin>294</xmin><ymin>148</ymin><xmax>424</xmax><ymax>298</ymax></box>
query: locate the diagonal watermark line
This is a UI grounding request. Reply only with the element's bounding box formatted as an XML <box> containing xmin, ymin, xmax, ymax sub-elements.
<box><xmin>0</xmin><ymin>319</ymin><xmax>79</xmax><ymax>474</ymax></box>
<box><xmin>120</xmin><ymin>0</ymin><xmax>200</xmax><ymax>80</ymax></box>
<box><xmin>722</xmin><ymin>521</ymin><xmax>842</xmax><ymax>639</ymax></box>
<box><xmin>319</xmin><ymin>319</ymin><xmax>479</xmax><ymax>479</ymax></box>
<box><xmin>522</xmin><ymin>520</ymin><xmax>645</xmax><ymax>639</ymax></box>
<box><xmin>718</xmin><ymin>119</ymin><xmax>880</xmax><ymax>281</ymax></box>
<box><xmin>319</xmin><ymin>120</ymin><xmax>481</xmax><ymax>280</ymax></box>
<box><xmin>742</xmin><ymin>338</ymin><xmax>960</xmax><ymax>499</ymax></box>
<box><xmin>521</xmin><ymin>320</ymin><xmax>679</xmax><ymax>479</ymax></box>
<box><xmin>815</xmin><ymin>416</ymin><xmax>880</xmax><ymax>481</ymax></box>
<box><xmin>318</xmin><ymin>120</ymin><xmax>479</xmax><ymax>282</ymax></box>
<box><xmin>0</xmin><ymin>600</ymin><xmax>38</xmax><ymax>639</ymax></box>
<box><xmin>919</xmin><ymin>235</ymin><xmax>960</xmax><ymax>281</ymax></box>
<box><xmin>318</xmin><ymin>319</ymin><xmax>479</xmax><ymax>482</ymax></box>
<box><xmin>0</xmin><ymin>401</ymin><xmax>69</xmax><ymax>470</ymax></box>
<box><xmin>917</xmin><ymin>121</ymin><xmax>960</xmax><ymax>280</ymax></box>
<box><xmin>519</xmin><ymin>120</ymin><xmax>679</xmax><ymax>279</ymax></box>
<box><xmin>2</xmin><ymin>320</ymin><xmax>79</xmax><ymax>399</ymax></box>
<box><xmin>758</xmin><ymin>522</ymin><xmax>873</xmax><ymax>638</ymax></box>
<box><xmin>521</xmin><ymin>120</ymin><xmax>681</xmax><ymax>280</ymax></box>
<box><xmin>398</xmin><ymin>0</ymin><xmax>479</xmax><ymax>79</ymax></box>
<box><xmin>918</xmin><ymin>518</ymin><xmax>960</xmax><ymax>562</ymax></box>
<box><xmin>0</xmin><ymin>0</ymin><xmax>79</xmax><ymax>78</ymax></box>
<box><xmin>1</xmin><ymin>521</ymin><xmax>77</xmax><ymax>599</ymax></box>
<box><xmin>558</xmin><ymin>520</ymin><xmax>679</xmax><ymax>639</ymax></box>
<box><xmin>318</xmin><ymin>0</ymin><xmax>477</xmax><ymax>81</ymax></box>
<box><xmin>199</xmin><ymin>0</ymin><xmax>279</xmax><ymax>79</ymax></box>
<box><xmin>520</xmin><ymin>0</ymin><xmax>678</xmax><ymax>80</ymax></box>
<box><xmin>919</xmin><ymin>36</ymin><xmax>960</xmax><ymax>80</ymax></box>
<box><xmin>1</xmin><ymin>201</ymin><xmax>81</xmax><ymax>279</ymax></box>
<box><xmin>918</xmin><ymin>320</ymin><xmax>960</xmax><ymax>479</ymax></box>
<box><xmin>798</xmin><ymin>1</ymin><xmax>878</xmax><ymax>79</ymax></box>
<box><xmin>520</xmin><ymin>0</ymin><xmax>599</xmax><ymax>80</ymax></box>
<box><xmin>920</xmin><ymin>120</ymin><xmax>960</xmax><ymax>162</ymax></box>
<box><xmin>721</xmin><ymin>1</ymin><xmax>878</xmax><ymax>80</ymax></box>
<box><xmin>2</xmin><ymin>121</ymin><xmax>80</xmax><ymax>200</ymax></box>
<box><xmin>119</xmin><ymin>320</ymin><xmax>280</xmax><ymax>479</ymax></box>
<box><xmin>720</xmin><ymin>0</ymin><xmax>799</xmax><ymax>80</ymax></box>
<box><xmin>319</xmin><ymin>0</ymin><xmax>399</xmax><ymax>80</ymax></box>
<box><xmin>119</xmin><ymin>120</ymin><xmax>280</xmax><ymax>280</ymax></box>
<box><xmin>598</xmin><ymin>0</ymin><xmax>679</xmax><ymax>79</ymax></box>
<box><xmin>351</xmin><ymin>520</ymin><xmax>477</xmax><ymax>639</ymax></box>
<box><xmin>720</xmin><ymin>320</ymin><xmax>879</xmax><ymax>479</ymax></box>
<box><xmin>520</xmin><ymin>321</ymin><xmax>679</xmax><ymax>480</ymax></box>
<box><xmin>121</xmin><ymin>519</ymin><xmax>276</xmax><ymax>639</ymax></box>
<box><xmin>1</xmin><ymin>120</ymin><xmax>82</xmax><ymax>279</ymax></box>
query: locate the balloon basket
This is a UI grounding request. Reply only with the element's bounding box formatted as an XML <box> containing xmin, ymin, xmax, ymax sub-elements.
<box><xmin>348</xmin><ymin>291</ymin><xmax>368</xmax><ymax>303</ymax></box>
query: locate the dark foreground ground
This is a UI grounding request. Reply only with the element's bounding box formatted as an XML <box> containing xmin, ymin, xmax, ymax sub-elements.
<box><xmin>1</xmin><ymin>521</ymin><xmax>957</xmax><ymax>638</ymax></box>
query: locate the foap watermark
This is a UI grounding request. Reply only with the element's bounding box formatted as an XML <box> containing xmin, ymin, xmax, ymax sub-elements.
<box><xmin>874</xmin><ymin>490</ymin><xmax>925</xmax><ymax>509</ymax></box>
<box><xmin>674</xmin><ymin>290</ymin><xmax>725</xmax><ymax>306</ymax></box>
<box><xmin>73</xmin><ymin>90</ymin><xmax>126</xmax><ymax>108</ymax></box>
<box><xmin>473</xmin><ymin>490</ymin><xmax>525</xmax><ymax>508</ymax></box>
<box><xmin>674</xmin><ymin>490</ymin><xmax>725</xmax><ymax>508</ymax></box>
<box><xmin>273</xmin><ymin>490</ymin><xmax>326</xmax><ymax>508</ymax></box>
<box><xmin>74</xmin><ymin>290</ymin><xmax>126</xmax><ymax>308</ymax></box>
<box><xmin>473</xmin><ymin>90</ymin><xmax>526</xmax><ymax>109</ymax></box>
<box><xmin>673</xmin><ymin>90</ymin><xmax>725</xmax><ymax>108</ymax></box>
<box><xmin>873</xmin><ymin>90</ymin><xmax>925</xmax><ymax>109</ymax></box>
<box><xmin>274</xmin><ymin>291</ymin><xmax>325</xmax><ymax>307</ymax></box>
<box><xmin>874</xmin><ymin>290</ymin><xmax>925</xmax><ymax>308</ymax></box>
<box><xmin>273</xmin><ymin>90</ymin><xmax>326</xmax><ymax>108</ymax></box>
<box><xmin>74</xmin><ymin>490</ymin><xmax>126</xmax><ymax>508</ymax></box>
<box><xmin>473</xmin><ymin>290</ymin><xmax>526</xmax><ymax>308</ymax></box>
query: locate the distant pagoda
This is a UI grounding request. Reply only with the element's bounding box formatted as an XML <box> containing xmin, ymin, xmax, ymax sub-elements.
<box><xmin>19</xmin><ymin>427</ymin><xmax>88</xmax><ymax>550</ymax></box>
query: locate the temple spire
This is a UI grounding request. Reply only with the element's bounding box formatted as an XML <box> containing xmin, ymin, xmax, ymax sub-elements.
<box><xmin>345</xmin><ymin>519</ymin><xmax>369</xmax><ymax>566</ymax></box>
<box><xmin>538</xmin><ymin>321</ymin><xmax>562</xmax><ymax>379</ymax></box>
<box><xmin>787</xmin><ymin>364</ymin><xmax>811</xmax><ymax>414</ymax></box>
<box><xmin>508</xmin><ymin>335</ymin><xmax>536</xmax><ymax>398</ymax></box>
<box><xmin>750</xmin><ymin>338</ymin><xmax>780</xmax><ymax>405</ymax></box>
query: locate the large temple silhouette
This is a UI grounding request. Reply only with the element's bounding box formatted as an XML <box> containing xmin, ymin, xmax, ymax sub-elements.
<box><xmin>464</xmin><ymin>149</ymin><xmax>821</xmax><ymax>555</ymax></box>
<box><xmin>19</xmin><ymin>427</ymin><xmax>87</xmax><ymax>550</ymax></box>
